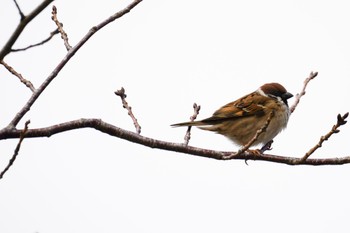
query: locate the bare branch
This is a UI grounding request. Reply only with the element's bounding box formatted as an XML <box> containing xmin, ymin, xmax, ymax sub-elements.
<box><xmin>0</xmin><ymin>0</ymin><xmax>54</xmax><ymax>60</ymax></box>
<box><xmin>6</xmin><ymin>0</ymin><xmax>143</xmax><ymax>129</ymax></box>
<box><xmin>51</xmin><ymin>6</ymin><xmax>72</xmax><ymax>51</ymax></box>
<box><xmin>0</xmin><ymin>118</ymin><xmax>349</xmax><ymax>166</ymax></box>
<box><xmin>0</xmin><ymin>60</ymin><xmax>35</xmax><ymax>92</ymax></box>
<box><xmin>299</xmin><ymin>112</ymin><xmax>349</xmax><ymax>163</ymax></box>
<box><xmin>11</xmin><ymin>28</ymin><xmax>60</xmax><ymax>52</ymax></box>
<box><xmin>0</xmin><ymin>2</ymin><xmax>346</xmax><ymax>168</ymax></box>
<box><xmin>0</xmin><ymin>120</ymin><xmax>30</xmax><ymax>180</ymax></box>
<box><xmin>13</xmin><ymin>0</ymin><xmax>25</xmax><ymax>19</ymax></box>
<box><xmin>115</xmin><ymin>87</ymin><xmax>141</xmax><ymax>134</ymax></box>
<box><xmin>290</xmin><ymin>71</ymin><xmax>318</xmax><ymax>114</ymax></box>
<box><xmin>223</xmin><ymin>110</ymin><xmax>275</xmax><ymax>159</ymax></box>
<box><xmin>184</xmin><ymin>103</ymin><xmax>201</xmax><ymax>145</ymax></box>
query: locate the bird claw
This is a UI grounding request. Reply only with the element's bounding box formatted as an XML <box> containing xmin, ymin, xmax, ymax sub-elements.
<box><xmin>223</xmin><ymin>148</ymin><xmax>263</xmax><ymax>164</ymax></box>
<box><xmin>247</xmin><ymin>149</ymin><xmax>263</xmax><ymax>156</ymax></box>
<box><xmin>244</xmin><ymin>149</ymin><xmax>263</xmax><ymax>165</ymax></box>
<box><xmin>260</xmin><ymin>140</ymin><xmax>274</xmax><ymax>153</ymax></box>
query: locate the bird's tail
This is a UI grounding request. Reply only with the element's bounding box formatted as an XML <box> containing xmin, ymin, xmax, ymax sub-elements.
<box><xmin>171</xmin><ymin>120</ymin><xmax>207</xmax><ymax>127</ymax></box>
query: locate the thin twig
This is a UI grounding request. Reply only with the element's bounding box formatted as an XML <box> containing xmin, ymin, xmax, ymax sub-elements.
<box><xmin>51</xmin><ymin>6</ymin><xmax>72</xmax><ymax>51</ymax></box>
<box><xmin>290</xmin><ymin>71</ymin><xmax>318</xmax><ymax>114</ymax></box>
<box><xmin>299</xmin><ymin>112</ymin><xmax>349</xmax><ymax>163</ymax></box>
<box><xmin>13</xmin><ymin>0</ymin><xmax>25</xmax><ymax>20</ymax></box>
<box><xmin>115</xmin><ymin>87</ymin><xmax>141</xmax><ymax>134</ymax></box>
<box><xmin>11</xmin><ymin>28</ymin><xmax>60</xmax><ymax>52</ymax></box>
<box><xmin>7</xmin><ymin>0</ymin><xmax>143</xmax><ymax>129</ymax></box>
<box><xmin>0</xmin><ymin>60</ymin><xmax>35</xmax><ymax>92</ymax></box>
<box><xmin>0</xmin><ymin>0</ymin><xmax>54</xmax><ymax>60</ymax></box>
<box><xmin>223</xmin><ymin>110</ymin><xmax>275</xmax><ymax>159</ymax></box>
<box><xmin>183</xmin><ymin>103</ymin><xmax>201</xmax><ymax>145</ymax></box>
<box><xmin>0</xmin><ymin>120</ymin><xmax>30</xmax><ymax>180</ymax></box>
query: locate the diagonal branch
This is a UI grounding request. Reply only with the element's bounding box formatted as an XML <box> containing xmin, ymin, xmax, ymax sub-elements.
<box><xmin>223</xmin><ymin>110</ymin><xmax>275</xmax><ymax>159</ymax></box>
<box><xmin>184</xmin><ymin>103</ymin><xmax>201</xmax><ymax>145</ymax></box>
<box><xmin>51</xmin><ymin>6</ymin><xmax>72</xmax><ymax>51</ymax></box>
<box><xmin>13</xmin><ymin>0</ymin><xmax>25</xmax><ymax>19</ymax></box>
<box><xmin>0</xmin><ymin>0</ymin><xmax>54</xmax><ymax>60</ymax></box>
<box><xmin>0</xmin><ymin>120</ymin><xmax>30</xmax><ymax>179</ymax></box>
<box><xmin>11</xmin><ymin>28</ymin><xmax>59</xmax><ymax>52</ymax></box>
<box><xmin>0</xmin><ymin>118</ymin><xmax>349</xmax><ymax>166</ymax></box>
<box><xmin>5</xmin><ymin>0</ymin><xmax>143</xmax><ymax>129</ymax></box>
<box><xmin>299</xmin><ymin>112</ymin><xmax>349</xmax><ymax>163</ymax></box>
<box><xmin>1</xmin><ymin>60</ymin><xmax>36</xmax><ymax>92</ymax></box>
<box><xmin>290</xmin><ymin>71</ymin><xmax>318</xmax><ymax>114</ymax></box>
<box><xmin>115</xmin><ymin>87</ymin><xmax>141</xmax><ymax>134</ymax></box>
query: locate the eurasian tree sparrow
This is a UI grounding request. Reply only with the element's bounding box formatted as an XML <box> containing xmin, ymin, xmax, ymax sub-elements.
<box><xmin>172</xmin><ymin>83</ymin><xmax>293</xmax><ymax>147</ymax></box>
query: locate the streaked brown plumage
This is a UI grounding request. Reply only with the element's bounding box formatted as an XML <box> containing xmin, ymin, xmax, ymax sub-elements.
<box><xmin>172</xmin><ymin>83</ymin><xmax>293</xmax><ymax>146</ymax></box>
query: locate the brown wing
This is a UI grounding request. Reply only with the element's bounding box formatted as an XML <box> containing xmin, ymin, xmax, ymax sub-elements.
<box><xmin>201</xmin><ymin>92</ymin><xmax>268</xmax><ymax>124</ymax></box>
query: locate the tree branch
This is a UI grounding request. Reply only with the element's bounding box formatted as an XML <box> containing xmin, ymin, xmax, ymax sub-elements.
<box><xmin>184</xmin><ymin>103</ymin><xmax>201</xmax><ymax>145</ymax></box>
<box><xmin>0</xmin><ymin>120</ymin><xmax>30</xmax><ymax>179</ymax></box>
<box><xmin>13</xmin><ymin>0</ymin><xmax>25</xmax><ymax>20</ymax></box>
<box><xmin>1</xmin><ymin>1</ymin><xmax>348</xmax><ymax>168</ymax></box>
<box><xmin>0</xmin><ymin>0</ymin><xmax>54</xmax><ymax>60</ymax></box>
<box><xmin>290</xmin><ymin>71</ymin><xmax>318</xmax><ymax>114</ymax></box>
<box><xmin>299</xmin><ymin>112</ymin><xmax>349</xmax><ymax>163</ymax></box>
<box><xmin>0</xmin><ymin>118</ymin><xmax>349</xmax><ymax>166</ymax></box>
<box><xmin>0</xmin><ymin>60</ymin><xmax>36</xmax><ymax>92</ymax></box>
<box><xmin>5</xmin><ymin>0</ymin><xmax>143</xmax><ymax>129</ymax></box>
<box><xmin>51</xmin><ymin>6</ymin><xmax>72</xmax><ymax>51</ymax></box>
<box><xmin>11</xmin><ymin>28</ymin><xmax>59</xmax><ymax>52</ymax></box>
<box><xmin>115</xmin><ymin>87</ymin><xmax>141</xmax><ymax>134</ymax></box>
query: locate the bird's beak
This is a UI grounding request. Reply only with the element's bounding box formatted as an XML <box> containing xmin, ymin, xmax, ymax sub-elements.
<box><xmin>283</xmin><ymin>92</ymin><xmax>293</xmax><ymax>100</ymax></box>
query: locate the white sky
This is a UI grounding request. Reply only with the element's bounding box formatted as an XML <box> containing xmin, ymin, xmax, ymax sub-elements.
<box><xmin>1</xmin><ymin>0</ymin><xmax>350</xmax><ymax>232</ymax></box>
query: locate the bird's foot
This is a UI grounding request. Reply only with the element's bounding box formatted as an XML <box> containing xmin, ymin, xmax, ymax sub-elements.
<box><xmin>246</xmin><ymin>149</ymin><xmax>263</xmax><ymax>156</ymax></box>
<box><xmin>260</xmin><ymin>140</ymin><xmax>274</xmax><ymax>153</ymax></box>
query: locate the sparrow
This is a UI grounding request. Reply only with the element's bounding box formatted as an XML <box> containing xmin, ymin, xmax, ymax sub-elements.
<box><xmin>172</xmin><ymin>83</ymin><xmax>293</xmax><ymax>147</ymax></box>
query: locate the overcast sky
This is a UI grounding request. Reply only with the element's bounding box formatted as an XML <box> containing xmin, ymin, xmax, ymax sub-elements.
<box><xmin>1</xmin><ymin>0</ymin><xmax>350</xmax><ymax>233</ymax></box>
